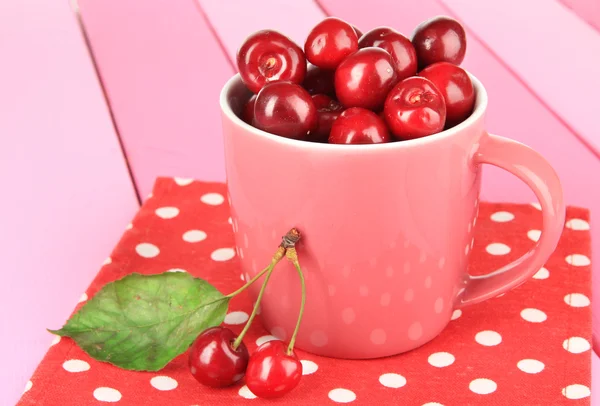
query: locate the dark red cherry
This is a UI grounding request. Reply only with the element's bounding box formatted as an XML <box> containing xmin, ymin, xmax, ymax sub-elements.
<box><xmin>358</xmin><ymin>27</ymin><xmax>417</xmax><ymax>81</ymax></box>
<box><xmin>302</xmin><ymin>64</ymin><xmax>336</xmax><ymax>98</ymax></box>
<box><xmin>411</xmin><ymin>16</ymin><xmax>467</xmax><ymax>69</ymax></box>
<box><xmin>383</xmin><ymin>76</ymin><xmax>446</xmax><ymax>140</ymax></box>
<box><xmin>305</xmin><ymin>17</ymin><xmax>359</xmax><ymax>70</ymax></box>
<box><xmin>419</xmin><ymin>62</ymin><xmax>474</xmax><ymax>127</ymax></box>
<box><xmin>334</xmin><ymin>47</ymin><xmax>398</xmax><ymax>111</ymax></box>
<box><xmin>188</xmin><ymin>327</ymin><xmax>249</xmax><ymax>388</ymax></box>
<box><xmin>242</xmin><ymin>95</ymin><xmax>257</xmax><ymax>124</ymax></box>
<box><xmin>253</xmin><ymin>81</ymin><xmax>317</xmax><ymax>140</ymax></box>
<box><xmin>310</xmin><ymin>94</ymin><xmax>344</xmax><ymax>142</ymax></box>
<box><xmin>329</xmin><ymin>107</ymin><xmax>390</xmax><ymax>144</ymax></box>
<box><xmin>245</xmin><ymin>340</ymin><xmax>302</xmax><ymax>399</ymax></box>
<box><xmin>353</xmin><ymin>26</ymin><xmax>363</xmax><ymax>38</ymax></box>
<box><xmin>237</xmin><ymin>30</ymin><xmax>306</xmax><ymax>93</ymax></box>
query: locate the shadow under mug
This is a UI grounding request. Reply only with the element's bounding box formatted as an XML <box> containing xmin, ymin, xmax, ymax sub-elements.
<box><xmin>219</xmin><ymin>73</ymin><xmax>565</xmax><ymax>359</ymax></box>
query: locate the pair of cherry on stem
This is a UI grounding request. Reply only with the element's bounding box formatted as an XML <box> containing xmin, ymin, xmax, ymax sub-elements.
<box><xmin>188</xmin><ymin>229</ymin><xmax>306</xmax><ymax>399</ymax></box>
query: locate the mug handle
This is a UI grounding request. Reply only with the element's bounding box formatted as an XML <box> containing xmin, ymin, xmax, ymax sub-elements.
<box><xmin>457</xmin><ymin>133</ymin><xmax>566</xmax><ymax>308</ymax></box>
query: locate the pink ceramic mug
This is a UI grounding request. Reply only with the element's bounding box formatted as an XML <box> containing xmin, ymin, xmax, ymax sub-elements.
<box><xmin>219</xmin><ymin>73</ymin><xmax>565</xmax><ymax>359</ymax></box>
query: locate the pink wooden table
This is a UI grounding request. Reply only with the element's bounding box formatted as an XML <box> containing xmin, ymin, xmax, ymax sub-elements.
<box><xmin>1</xmin><ymin>0</ymin><xmax>598</xmax><ymax>404</ymax></box>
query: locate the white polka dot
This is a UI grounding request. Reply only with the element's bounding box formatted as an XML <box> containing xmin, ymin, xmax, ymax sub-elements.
<box><xmin>408</xmin><ymin>322</ymin><xmax>423</xmax><ymax>340</ymax></box>
<box><xmin>564</xmin><ymin>293</ymin><xmax>590</xmax><ymax>307</ymax></box>
<box><xmin>428</xmin><ymin>352</ymin><xmax>455</xmax><ymax>367</ymax></box>
<box><xmin>530</xmin><ymin>202</ymin><xmax>542</xmax><ymax>210</ymax></box>
<box><xmin>469</xmin><ymin>378</ymin><xmax>497</xmax><ymax>394</ymax></box>
<box><xmin>301</xmin><ymin>360</ymin><xmax>318</xmax><ymax>375</ymax></box>
<box><xmin>78</xmin><ymin>293</ymin><xmax>88</xmax><ymax>303</ymax></box>
<box><xmin>517</xmin><ymin>359</ymin><xmax>544</xmax><ymax>374</ymax></box>
<box><xmin>328</xmin><ymin>388</ymin><xmax>356</xmax><ymax>403</ymax></box>
<box><xmin>434</xmin><ymin>297</ymin><xmax>444</xmax><ymax>314</ymax></box>
<box><xmin>486</xmin><ymin>243</ymin><xmax>511</xmax><ymax>255</ymax></box>
<box><xmin>227</xmin><ymin>217</ymin><xmax>232</xmax><ymax>224</ymax></box>
<box><xmin>174</xmin><ymin>177</ymin><xmax>194</xmax><ymax>186</ymax></box>
<box><xmin>465</xmin><ymin>244</ymin><xmax>470</xmax><ymax>255</ymax></box>
<box><xmin>211</xmin><ymin>248</ymin><xmax>235</xmax><ymax>261</ymax></box>
<box><xmin>232</xmin><ymin>219</ymin><xmax>238</xmax><ymax>233</ymax></box>
<box><xmin>359</xmin><ymin>285</ymin><xmax>369</xmax><ymax>296</ymax></box>
<box><xmin>224</xmin><ymin>311</ymin><xmax>249</xmax><ymax>325</ymax></box>
<box><xmin>155</xmin><ymin>206</ymin><xmax>179</xmax><ymax>219</ymax></box>
<box><xmin>200</xmin><ymin>192</ymin><xmax>224</xmax><ymax>205</ymax></box>
<box><xmin>271</xmin><ymin>326</ymin><xmax>287</xmax><ymax>340</ymax></box>
<box><xmin>147</xmin><ymin>193</ymin><xmax>153</xmax><ymax>199</ymax></box>
<box><xmin>102</xmin><ymin>257</ymin><xmax>112</xmax><ymax>266</ymax></box>
<box><xmin>310</xmin><ymin>330</ymin><xmax>328</xmax><ymax>347</ymax></box>
<box><xmin>403</xmin><ymin>262</ymin><xmax>410</xmax><ymax>274</ymax></box>
<box><xmin>62</xmin><ymin>359</ymin><xmax>90</xmax><ymax>372</ymax></box>
<box><xmin>150</xmin><ymin>376</ymin><xmax>178</xmax><ymax>391</ymax></box>
<box><xmin>451</xmin><ymin>309</ymin><xmax>462</xmax><ymax>320</ymax></box>
<box><xmin>238</xmin><ymin>385</ymin><xmax>257</xmax><ymax>399</ymax></box>
<box><xmin>255</xmin><ymin>335</ymin><xmax>278</xmax><ymax>346</ymax></box>
<box><xmin>532</xmin><ymin>267</ymin><xmax>549</xmax><ymax>279</ymax></box>
<box><xmin>24</xmin><ymin>380</ymin><xmax>32</xmax><ymax>393</ymax></box>
<box><xmin>490</xmin><ymin>211</ymin><xmax>514</xmax><ymax>222</ymax></box>
<box><xmin>135</xmin><ymin>243</ymin><xmax>159</xmax><ymax>258</ymax></box>
<box><xmin>167</xmin><ymin>268</ymin><xmax>186</xmax><ymax>273</ymax></box>
<box><xmin>404</xmin><ymin>289</ymin><xmax>414</xmax><ymax>302</ymax></box>
<box><xmin>527</xmin><ymin>229</ymin><xmax>541</xmax><ymax>242</ymax></box>
<box><xmin>50</xmin><ymin>335</ymin><xmax>61</xmax><ymax>346</ymax></box>
<box><xmin>370</xmin><ymin>329</ymin><xmax>387</xmax><ymax>345</ymax></box>
<box><xmin>566</xmin><ymin>254</ymin><xmax>591</xmax><ymax>266</ymax></box>
<box><xmin>380</xmin><ymin>293</ymin><xmax>391</xmax><ymax>306</ymax></box>
<box><xmin>93</xmin><ymin>387</ymin><xmax>122</xmax><ymax>402</ymax></box>
<box><xmin>520</xmin><ymin>308</ymin><xmax>547</xmax><ymax>323</ymax></box>
<box><xmin>422</xmin><ymin>403</ymin><xmax>444</xmax><ymax>406</ymax></box>
<box><xmin>342</xmin><ymin>308</ymin><xmax>355</xmax><ymax>324</ymax></box>
<box><xmin>566</xmin><ymin>218</ymin><xmax>590</xmax><ymax>230</ymax></box>
<box><xmin>125</xmin><ymin>223</ymin><xmax>133</xmax><ymax>230</ymax></box>
<box><xmin>425</xmin><ymin>276</ymin><xmax>432</xmax><ymax>288</ymax></box>
<box><xmin>563</xmin><ymin>337</ymin><xmax>591</xmax><ymax>353</ymax></box>
<box><xmin>182</xmin><ymin>230</ymin><xmax>207</xmax><ymax>243</ymax></box>
<box><xmin>475</xmin><ymin>330</ymin><xmax>502</xmax><ymax>346</ymax></box>
<box><xmin>328</xmin><ymin>285</ymin><xmax>336</xmax><ymax>296</ymax></box>
<box><xmin>562</xmin><ymin>384</ymin><xmax>591</xmax><ymax>399</ymax></box>
<box><xmin>379</xmin><ymin>373</ymin><xmax>406</xmax><ymax>388</ymax></box>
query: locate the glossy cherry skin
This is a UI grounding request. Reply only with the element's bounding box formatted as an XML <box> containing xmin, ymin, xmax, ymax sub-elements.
<box><xmin>383</xmin><ymin>76</ymin><xmax>446</xmax><ymax>140</ymax></box>
<box><xmin>305</xmin><ymin>17</ymin><xmax>359</xmax><ymax>70</ymax></box>
<box><xmin>411</xmin><ymin>16</ymin><xmax>466</xmax><ymax>69</ymax></box>
<box><xmin>245</xmin><ymin>340</ymin><xmax>302</xmax><ymax>399</ymax></box>
<box><xmin>253</xmin><ymin>81</ymin><xmax>318</xmax><ymax>140</ymax></box>
<box><xmin>302</xmin><ymin>64</ymin><xmax>336</xmax><ymax>98</ymax></box>
<box><xmin>353</xmin><ymin>26</ymin><xmax>363</xmax><ymax>39</ymax></box>
<box><xmin>188</xmin><ymin>327</ymin><xmax>249</xmax><ymax>388</ymax></box>
<box><xmin>419</xmin><ymin>62</ymin><xmax>474</xmax><ymax>127</ymax></box>
<box><xmin>310</xmin><ymin>94</ymin><xmax>344</xmax><ymax>142</ymax></box>
<box><xmin>358</xmin><ymin>27</ymin><xmax>417</xmax><ymax>81</ymax></box>
<box><xmin>329</xmin><ymin>107</ymin><xmax>391</xmax><ymax>144</ymax></box>
<box><xmin>242</xmin><ymin>95</ymin><xmax>257</xmax><ymax>124</ymax></box>
<box><xmin>334</xmin><ymin>47</ymin><xmax>398</xmax><ymax>111</ymax></box>
<box><xmin>237</xmin><ymin>30</ymin><xmax>306</xmax><ymax>93</ymax></box>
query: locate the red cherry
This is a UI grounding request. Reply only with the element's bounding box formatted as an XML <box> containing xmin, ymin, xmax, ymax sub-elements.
<box><xmin>253</xmin><ymin>81</ymin><xmax>318</xmax><ymax>140</ymax></box>
<box><xmin>353</xmin><ymin>26</ymin><xmax>363</xmax><ymax>39</ymax></box>
<box><xmin>188</xmin><ymin>327</ymin><xmax>249</xmax><ymax>388</ymax></box>
<box><xmin>302</xmin><ymin>64</ymin><xmax>336</xmax><ymax>98</ymax></box>
<box><xmin>383</xmin><ymin>76</ymin><xmax>446</xmax><ymax>140</ymax></box>
<box><xmin>329</xmin><ymin>107</ymin><xmax>390</xmax><ymax>144</ymax></box>
<box><xmin>358</xmin><ymin>27</ymin><xmax>417</xmax><ymax>81</ymax></box>
<box><xmin>242</xmin><ymin>95</ymin><xmax>257</xmax><ymax>124</ymax></box>
<box><xmin>334</xmin><ymin>47</ymin><xmax>398</xmax><ymax>111</ymax></box>
<box><xmin>237</xmin><ymin>30</ymin><xmax>306</xmax><ymax>93</ymax></box>
<box><xmin>411</xmin><ymin>16</ymin><xmax>467</xmax><ymax>69</ymax></box>
<box><xmin>310</xmin><ymin>94</ymin><xmax>344</xmax><ymax>142</ymax></box>
<box><xmin>419</xmin><ymin>62</ymin><xmax>474</xmax><ymax>127</ymax></box>
<box><xmin>305</xmin><ymin>17</ymin><xmax>359</xmax><ymax>70</ymax></box>
<box><xmin>245</xmin><ymin>340</ymin><xmax>302</xmax><ymax>399</ymax></box>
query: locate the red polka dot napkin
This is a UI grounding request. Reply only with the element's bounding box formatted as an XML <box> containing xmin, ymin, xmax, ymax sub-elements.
<box><xmin>18</xmin><ymin>178</ymin><xmax>593</xmax><ymax>405</ymax></box>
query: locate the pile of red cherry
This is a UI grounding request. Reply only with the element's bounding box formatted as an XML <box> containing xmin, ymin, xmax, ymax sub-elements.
<box><xmin>237</xmin><ymin>15</ymin><xmax>475</xmax><ymax>144</ymax></box>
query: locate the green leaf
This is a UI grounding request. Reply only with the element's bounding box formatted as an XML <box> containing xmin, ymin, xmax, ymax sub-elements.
<box><xmin>49</xmin><ymin>272</ymin><xmax>229</xmax><ymax>371</ymax></box>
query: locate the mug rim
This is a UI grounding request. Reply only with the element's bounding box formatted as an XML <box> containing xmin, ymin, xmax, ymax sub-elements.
<box><xmin>220</xmin><ymin>71</ymin><xmax>488</xmax><ymax>150</ymax></box>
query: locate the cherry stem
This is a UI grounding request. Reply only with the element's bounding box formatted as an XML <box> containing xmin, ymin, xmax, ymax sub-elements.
<box><xmin>285</xmin><ymin>247</ymin><xmax>306</xmax><ymax>355</ymax></box>
<box><xmin>232</xmin><ymin>246</ymin><xmax>286</xmax><ymax>350</ymax></box>
<box><xmin>225</xmin><ymin>264</ymin><xmax>272</xmax><ymax>299</ymax></box>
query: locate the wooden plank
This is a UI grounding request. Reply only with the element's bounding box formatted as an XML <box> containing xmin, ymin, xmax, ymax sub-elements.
<box><xmin>0</xmin><ymin>1</ymin><xmax>139</xmax><ymax>404</ymax></box>
<box><xmin>78</xmin><ymin>0</ymin><xmax>236</xmax><ymax>198</ymax></box>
